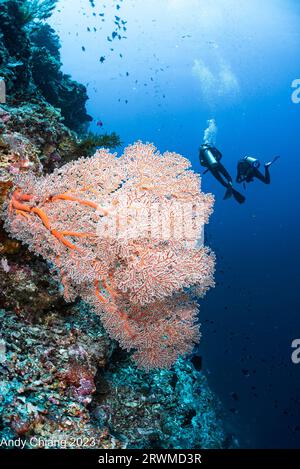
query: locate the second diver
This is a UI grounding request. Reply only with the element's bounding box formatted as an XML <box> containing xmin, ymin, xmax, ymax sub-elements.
<box><xmin>236</xmin><ymin>155</ymin><xmax>280</xmax><ymax>187</ymax></box>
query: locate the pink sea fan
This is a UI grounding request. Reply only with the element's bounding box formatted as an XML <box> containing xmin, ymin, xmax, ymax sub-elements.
<box><xmin>2</xmin><ymin>142</ymin><xmax>215</xmax><ymax>369</ymax></box>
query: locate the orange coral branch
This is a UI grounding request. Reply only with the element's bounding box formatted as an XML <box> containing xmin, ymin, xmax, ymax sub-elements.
<box><xmin>61</xmin><ymin>231</ymin><xmax>97</xmax><ymax>238</ymax></box>
<box><xmin>10</xmin><ymin>189</ymin><xmax>82</xmax><ymax>252</ymax></box>
<box><xmin>50</xmin><ymin>193</ymin><xmax>109</xmax><ymax>216</ymax></box>
<box><xmin>10</xmin><ymin>197</ymin><xmax>32</xmax><ymax>213</ymax></box>
<box><xmin>50</xmin><ymin>229</ymin><xmax>81</xmax><ymax>251</ymax></box>
<box><xmin>51</xmin><ymin>193</ymin><xmax>98</xmax><ymax>209</ymax></box>
<box><xmin>31</xmin><ymin>207</ymin><xmax>51</xmax><ymax>230</ymax></box>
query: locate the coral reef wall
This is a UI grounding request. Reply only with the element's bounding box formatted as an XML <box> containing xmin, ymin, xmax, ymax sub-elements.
<box><xmin>0</xmin><ymin>303</ymin><xmax>233</xmax><ymax>449</ymax></box>
<box><xmin>0</xmin><ymin>1</ymin><xmax>234</xmax><ymax>448</ymax></box>
<box><xmin>0</xmin><ymin>0</ymin><xmax>121</xmax><ymax>181</ymax></box>
<box><xmin>0</xmin><ymin>0</ymin><xmax>91</xmax><ymax>133</ymax></box>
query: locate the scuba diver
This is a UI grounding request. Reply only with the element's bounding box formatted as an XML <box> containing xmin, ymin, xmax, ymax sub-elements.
<box><xmin>199</xmin><ymin>143</ymin><xmax>246</xmax><ymax>204</ymax></box>
<box><xmin>236</xmin><ymin>155</ymin><xmax>280</xmax><ymax>187</ymax></box>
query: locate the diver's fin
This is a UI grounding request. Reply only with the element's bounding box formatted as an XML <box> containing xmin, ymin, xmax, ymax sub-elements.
<box><xmin>223</xmin><ymin>187</ymin><xmax>233</xmax><ymax>200</ymax></box>
<box><xmin>223</xmin><ymin>186</ymin><xmax>246</xmax><ymax>204</ymax></box>
<box><xmin>232</xmin><ymin>188</ymin><xmax>246</xmax><ymax>204</ymax></box>
<box><xmin>265</xmin><ymin>155</ymin><xmax>280</xmax><ymax>168</ymax></box>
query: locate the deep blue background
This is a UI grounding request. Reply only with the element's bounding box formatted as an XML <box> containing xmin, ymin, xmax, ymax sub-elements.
<box><xmin>51</xmin><ymin>0</ymin><xmax>300</xmax><ymax>448</ymax></box>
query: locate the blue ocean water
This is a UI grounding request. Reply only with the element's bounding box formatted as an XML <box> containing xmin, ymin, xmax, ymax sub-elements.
<box><xmin>50</xmin><ymin>0</ymin><xmax>300</xmax><ymax>448</ymax></box>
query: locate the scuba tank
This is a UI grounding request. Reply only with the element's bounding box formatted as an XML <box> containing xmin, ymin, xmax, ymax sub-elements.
<box><xmin>199</xmin><ymin>144</ymin><xmax>222</xmax><ymax>169</ymax></box>
<box><xmin>236</xmin><ymin>156</ymin><xmax>260</xmax><ymax>183</ymax></box>
<box><xmin>243</xmin><ymin>156</ymin><xmax>260</xmax><ymax>168</ymax></box>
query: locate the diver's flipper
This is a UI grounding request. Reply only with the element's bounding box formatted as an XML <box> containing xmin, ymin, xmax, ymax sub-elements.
<box><xmin>232</xmin><ymin>188</ymin><xmax>246</xmax><ymax>204</ymax></box>
<box><xmin>265</xmin><ymin>155</ymin><xmax>280</xmax><ymax>168</ymax></box>
<box><xmin>223</xmin><ymin>187</ymin><xmax>233</xmax><ymax>200</ymax></box>
<box><xmin>224</xmin><ymin>187</ymin><xmax>246</xmax><ymax>204</ymax></box>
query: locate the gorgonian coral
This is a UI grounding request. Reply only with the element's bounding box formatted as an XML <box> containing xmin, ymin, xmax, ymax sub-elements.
<box><xmin>2</xmin><ymin>142</ymin><xmax>215</xmax><ymax>369</ymax></box>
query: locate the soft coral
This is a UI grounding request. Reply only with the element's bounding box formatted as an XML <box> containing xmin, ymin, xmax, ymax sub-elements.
<box><xmin>3</xmin><ymin>142</ymin><xmax>215</xmax><ymax>369</ymax></box>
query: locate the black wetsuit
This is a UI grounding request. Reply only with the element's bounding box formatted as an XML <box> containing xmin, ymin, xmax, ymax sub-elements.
<box><xmin>210</xmin><ymin>162</ymin><xmax>234</xmax><ymax>188</ymax></box>
<box><xmin>236</xmin><ymin>160</ymin><xmax>270</xmax><ymax>184</ymax></box>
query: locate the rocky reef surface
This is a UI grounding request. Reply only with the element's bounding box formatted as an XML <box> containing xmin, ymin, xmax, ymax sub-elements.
<box><xmin>0</xmin><ymin>301</ymin><xmax>232</xmax><ymax>449</ymax></box>
<box><xmin>0</xmin><ymin>0</ymin><xmax>234</xmax><ymax>449</ymax></box>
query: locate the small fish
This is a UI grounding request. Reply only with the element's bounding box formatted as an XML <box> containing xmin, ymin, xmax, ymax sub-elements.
<box><xmin>99</xmin><ymin>56</ymin><xmax>106</xmax><ymax>63</ymax></box>
<box><xmin>96</xmin><ymin>120</ymin><xmax>103</xmax><ymax>127</ymax></box>
<box><xmin>81</xmin><ymin>46</ymin><xmax>86</xmax><ymax>51</ymax></box>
